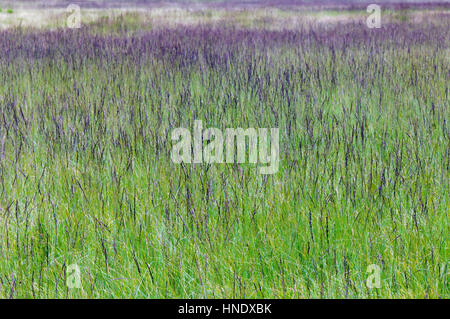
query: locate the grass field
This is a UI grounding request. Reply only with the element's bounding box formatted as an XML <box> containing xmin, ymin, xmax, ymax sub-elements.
<box><xmin>0</xmin><ymin>1</ymin><xmax>448</xmax><ymax>298</ymax></box>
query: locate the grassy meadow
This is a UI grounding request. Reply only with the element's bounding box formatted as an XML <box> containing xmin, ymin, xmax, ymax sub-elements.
<box><xmin>0</xmin><ymin>2</ymin><xmax>448</xmax><ymax>298</ymax></box>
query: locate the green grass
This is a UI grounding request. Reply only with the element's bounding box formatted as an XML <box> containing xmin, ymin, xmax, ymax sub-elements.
<box><xmin>0</xmin><ymin>11</ymin><xmax>448</xmax><ymax>299</ymax></box>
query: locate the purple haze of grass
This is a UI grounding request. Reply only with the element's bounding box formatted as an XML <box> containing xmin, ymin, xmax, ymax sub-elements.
<box><xmin>6</xmin><ymin>0</ymin><xmax>450</xmax><ymax>10</ymax></box>
<box><xmin>0</xmin><ymin>20</ymin><xmax>448</xmax><ymax>66</ymax></box>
